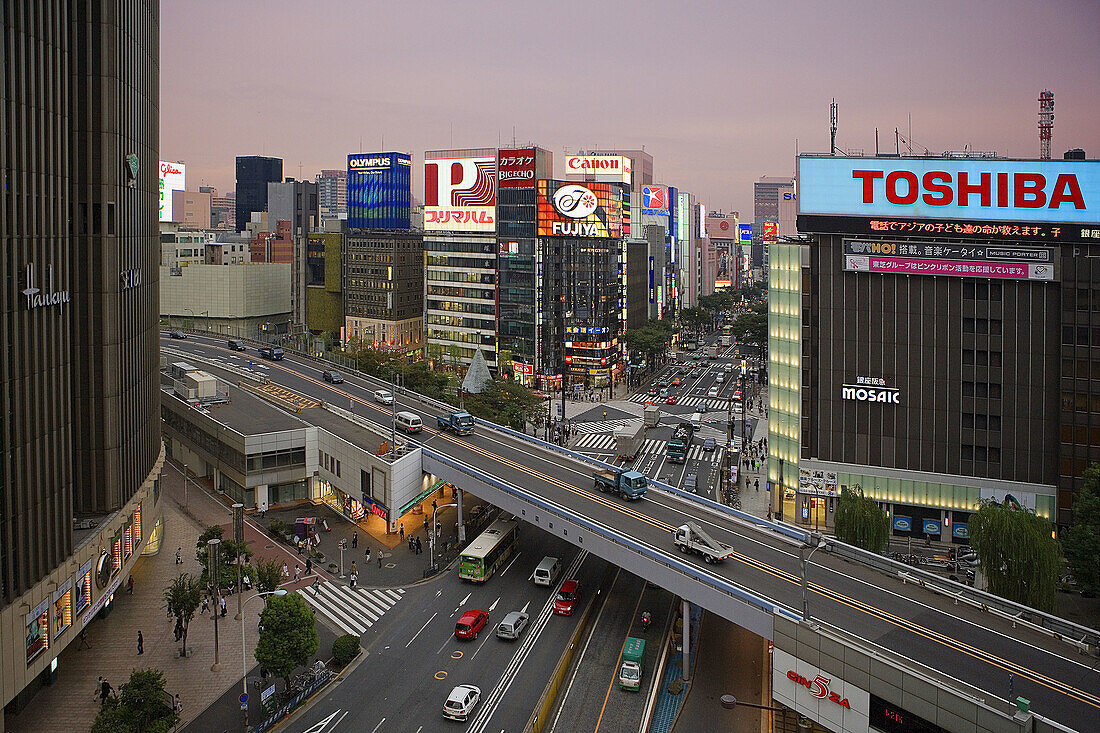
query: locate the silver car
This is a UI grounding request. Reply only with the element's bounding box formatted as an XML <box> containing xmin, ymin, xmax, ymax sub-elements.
<box><xmin>443</xmin><ymin>684</ymin><xmax>481</xmax><ymax>721</ymax></box>
<box><xmin>496</xmin><ymin>611</ymin><xmax>529</xmax><ymax>641</ymax></box>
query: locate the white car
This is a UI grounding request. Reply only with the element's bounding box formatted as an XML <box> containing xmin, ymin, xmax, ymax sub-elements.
<box><xmin>373</xmin><ymin>389</ymin><xmax>394</xmax><ymax>405</ymax></box>
<box><xmin>708</xmin><ymin>386</ymin><xmax>720</xmax><ymax>398</ymax></box>
<box><xmin>443</xmin><ymin>684</ymin><xmax>481</xmax><ymax>721</ymax></box>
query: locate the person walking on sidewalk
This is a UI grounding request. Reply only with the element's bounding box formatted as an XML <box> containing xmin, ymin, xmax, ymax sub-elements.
<box><xmin>137</xmin><ymin>630</ymin><xmax>143</xmax><ymax>655</ymax></box>
<box><xmin>219</xmin><ymin>594</ymin><xmax>227</xmax><ymax>618</ymax></box>
<box><xmin>305</xmin><ymin>557</ymin><xmax>312</xmax><ymax>576</ymax></box>
<box><xmin>351</xmin><ymin>531</ymin><xmax>358</xmax><ymax>549</ymax></box>
<box><xmin>351</xmin><ymin>561</ymin><xmax>357</xmax><ymax>576</ymax></box>
<box><xmin>400</xmin><ymin>523</ymin><xmax>405</xmax><ymax>540</ymax></box>
<box><xmin>127</xmin><ymin>574</ymin><xmax>134</xmax><ymax>595</ymax></box>
<box><xmin>175</xmin><ymin>547</ymin><xmax>183</xmax><ymax>564</ymax></box>
<box><xmin>281</xmin><ymin>561</ymin><xmax>289</xmax><ymax>578</ymax></box>
<box><xmin>294</xmin><ymin>564</ymin><xmax>301</xmax><ymax>582</ymax></box>
<box><xmin>99</xmin><ymin>678</ymin><xmax>113</xmax><ymax>706</ymax></box>
<box><xmin>415</xmin><ymin>536</ymin><xmax>423</xmax><ymax>555</ymax></box>
<box><xmin>349</xmin><ymin>572</ymin><xmax>357</xmax><ymax>589</ymax></box>
<box><xmin>364</xmin><ymin>546</ymin><xmax>371</xmax><ymax>563</ymax></box>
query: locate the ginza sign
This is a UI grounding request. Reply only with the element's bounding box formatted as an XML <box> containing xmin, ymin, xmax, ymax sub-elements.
<box><xmin>842</xmin><ymin>376</ymin><xmax>900</xmax><ymax>403</ymax></box>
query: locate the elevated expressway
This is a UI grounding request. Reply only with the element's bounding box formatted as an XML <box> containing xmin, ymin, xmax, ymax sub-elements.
<box><xmin>166</xmin><ymin>336</ymin><xmax>1099</xmax><ymax>732</ymax></box>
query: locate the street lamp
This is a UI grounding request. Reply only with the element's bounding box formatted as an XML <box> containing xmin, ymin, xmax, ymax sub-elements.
<box><xmin>242</xmin><ymin>588</ymin><xmax>287</xmax><ymax>731</ymax></box>
<box><xmin>429</xmin><ymin>502</ymin><xmax>458</xmax><ymax>570</ymax></box>
<box><xmin>720</xmin><ymin>694</ymin><xmax>785</xmax><ymax>712</ymax></box>
<box><xmin>207</xmin><ymin>538</ymin><xmax>222</xmax><ymax>671</ymax></box>
<box><xmin>800</xmin><ymin>532</ymin><xmax>827</xmax><ymax>621</ymax></box>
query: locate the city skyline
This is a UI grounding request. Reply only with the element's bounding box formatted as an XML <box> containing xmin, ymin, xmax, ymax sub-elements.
<box><xmin>162</xmin><ymin>0</ymin><xmax>1100</xmax><ymax>214</ymax></box>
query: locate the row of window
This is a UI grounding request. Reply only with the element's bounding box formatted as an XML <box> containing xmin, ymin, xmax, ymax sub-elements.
<box><xmin>426</xmin><ymin>313</ymin><xmax>495</xmax><ymax>330</ymax></box>
<box><xmin>427</xmin><ymin>299</ymin><xmax>496</xmax><ymax>315</ymax></box>
<box><xmin>320</xmin><ymin>450</ymin><xmax>342</xmax><ymax>478</ymax></box>
<box><xmin>961</xmin><ymin>445</ymin><xmax>1001</xmax><ymax>462</ymax></box>
<box><xmin>426</xmin><ymin>285</ymin><xmax>495</xmax><ymax>300</ymax></box>
<box><xmin>1060</xmin><ymin>424</ymin><xmax>1100</xmax><ymax>446</ymax></box>
<box><xmin>962</xmin><ymin>318</ymin><xmax>1003</xmax><ymax>335</ymax></box>
<box><xmin>1061</xmin><ymin>326</ymin><xmax>1100</xmax><ymax>347</ymax></box>
<box><xmin>1062</xmin><ymin>358</ymin><xmax>1100</xmax><ymax>380</ymax></box>
<box><xmin>426</xmin><ymin>270</ymin><xmax>495</xmax><ymax>284</ymax></box>
<box><xmin>425</xmin><ymin>256</ymin><xmax>496</xmax><ymax>269</ymax></box>
<box><xmin>1063</xmin><ymin>287</ymin><xmax>1100</xmax><ymax>312</ymax></box>
<box><xmin>962</xmin><ymin>349</ymin><xmax>1002</xmax><ymax>367</ymax></box>
<box><xmin>962</xmin><ymin>412</ymin><xmax>1001</xmax><ymax>430</ymax></box>
<box><xmin>961</xmin><ymin>381</ymin><xmax>1002</xmax><ymax>399</ymax></box>
<box><xmin>962</xmin><ymin>281</ymin><xmax>1003</xmax><ymax>300</ymax></box>
<box><xmin>245</xmin><ymin>447</ymin><xmax>306</xmax><ymax>472</ymax></box>
<box><xmin>1062</xmin><ymin>392</ymin><xmax>1100</xmax><ymax>412</ymax></box>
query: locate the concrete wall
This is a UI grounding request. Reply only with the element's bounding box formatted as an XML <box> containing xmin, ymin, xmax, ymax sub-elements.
<box><xmin>159</xmin><ymin>264</ymin><xmax>291</xmax><ymax>319</ymax></box>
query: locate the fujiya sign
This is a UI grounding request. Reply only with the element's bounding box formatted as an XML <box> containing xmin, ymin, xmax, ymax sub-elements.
<box><xmin>22</xmin><ymin>263</ymin><xmax>70</xmax><ymax>311</ymax></box>
<box><xmin>842</xmin><ymin>376</ymin><xmax>900</xmax><ymax>404</ymax></box>
<box><xmin>552</xmin><ymin>185</ymin><xmax>598</xmax><ymax>219</ymax></box>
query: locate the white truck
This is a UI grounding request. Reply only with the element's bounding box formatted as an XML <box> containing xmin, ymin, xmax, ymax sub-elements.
<box><xmin>615</xmin><ymin>421</ymin><xmax>645</xmax><ymax>460</ymax></box>
<box><xmin>643</xmin><ymin>405</ymin><xmax>660</xmax><ymax>428</ymax></box>
<box><xmin>672</xmin><ymin>521</ymin><xmax>735</xmax><ymax>564</ymax></box>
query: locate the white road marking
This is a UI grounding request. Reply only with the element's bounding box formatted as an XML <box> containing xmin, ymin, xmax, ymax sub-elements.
<box><xmin>406</xmin><ymin>612</ymin><xmax>437</xmax><ymax>648</ymax></box>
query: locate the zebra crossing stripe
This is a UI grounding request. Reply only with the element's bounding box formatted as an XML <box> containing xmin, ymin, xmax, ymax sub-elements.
<box><xmin>298</xmin><ymin>581</ymin><xmax>408</xmax><ymax>636</ymax></box>
<box><xmin>299</xmin><ymin>588</ymin><xmax>368</xmax><ymax>635</ymax></box>
<box><xmin>317</xmin><ymin>583</ymin><xmax>379</xmax><ymax>623</ymax></box>
<box><xmin>382</xmin><ymin>588</ymin><xmax>404</xmax><ymax>603</ymax></box>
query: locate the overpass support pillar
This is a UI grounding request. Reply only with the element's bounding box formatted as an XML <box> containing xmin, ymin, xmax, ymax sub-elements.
<box><xmin>456</xmin><ymin>488</ymin><xmax>465</xmax><ymax>543</ymax></box>
<box><xmin>681</xmin><ymin>598</ymin><xmax>691</xmax><ymax>681</ymax></box>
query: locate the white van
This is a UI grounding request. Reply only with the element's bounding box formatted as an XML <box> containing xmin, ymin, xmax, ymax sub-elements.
<box><xmin>532</xmin><ymin>556</ymin><xmax>562</xmax><ymax>586</ymax></box>
<box><xmin>373</xmin><ymin>389</ymin><xmax>394</xmax><ymax>405</ymax></box>
<box><xmin>396</xmin><ymin>411</ymin><xmax>422</xmax><ymax>433</ymax></box>
<box><xmin>715</xmin><ymin>373</ymin><xmax>725</xmax><ymax>384</ymax></box>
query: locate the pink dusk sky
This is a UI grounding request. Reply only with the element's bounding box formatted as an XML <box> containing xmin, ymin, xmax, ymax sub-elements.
<box><xmin>161</xmin><ymin>0</ymin><xmax>1100</xmax><ymax>215</ymax></box>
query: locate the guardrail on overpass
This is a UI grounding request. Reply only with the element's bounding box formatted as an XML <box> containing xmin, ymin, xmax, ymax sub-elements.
<box><xmin>420</xmin><ymin>447</ymin><xmax>798</xmax><ymax>640</ymax></box>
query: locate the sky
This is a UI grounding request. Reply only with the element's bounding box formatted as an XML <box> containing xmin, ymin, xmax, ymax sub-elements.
<box><xmin>161</xmin><ymin>0</ymin><xmax>1100</xmax><ymax>216</ymax></box>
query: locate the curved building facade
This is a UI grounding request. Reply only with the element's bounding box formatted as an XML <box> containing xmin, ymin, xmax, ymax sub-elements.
<box><xmin>2</xmin><ymin>0</ymin><xmax>164</xmax><ymax>717</ymax></box>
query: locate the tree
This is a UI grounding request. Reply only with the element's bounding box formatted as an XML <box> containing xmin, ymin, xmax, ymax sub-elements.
<box><xmin>464</xmin><ymin>378</ymin><xmax>542</xmax><ymax>430</ymax></box>
<box><xmin>253</xmin><ymin>559</ymin><xmax>283</xmax><ymax>595</ymax></box>
<box><xmin>1062</xmin><ymin>463</ymin><xmax>1100</xmax><ymax>595</ymax></box>
<box><xmin>195</xmin><ymin>525</ymin><xmax>251</xmax><ymax>590</ymax></box>
<box><xmin>624</xmin><ymin>318</ymin><xmax>677</xmax><ymax>366</ymax></box>
<box><xmin>163</xmin><ymin>572</ymin><xmax>202</xmax><ymax>657</ymax></box>
<box><xmin>91</xmin><ymin>669</ymin><xmax>178</xmax><ymax>733</ymax></box>
<box><xmin>833</xmin><ymin>485</ymin><xmax>889</xmax><ymax>553</ymax></box>
<box><xmin>969</xmin><ymin>500</ymin><xmax>1061</xmax><ymax>612</ymax></box>
<box><xmin>731</xmin><ymin>313</ymin><xmax>767</xmax><ymax>347</ymax></box>
<box><xmin>679</xmin><ymin>307</ymin><xmax>711</xmax><ymax>334</ymax></box>
<box><xmin>255</xmin><ymin>593</ymin><xmax>320</xmax><ymax>689</ymax></box>
<box><xmin>699</xmin><ymin>291</ymin><xmax>733</xmax><ymax>314</ymax></box>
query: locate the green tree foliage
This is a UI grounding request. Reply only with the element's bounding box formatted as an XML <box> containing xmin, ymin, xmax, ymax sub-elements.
<box><xmin>401</xmin><ymin>360</ymin><xmax>453</xmax><ymax>402</ymax></box>
<box><xmin>970</xmin><ymin>500</ymin><xmax>1061</xmax><ymax>612</ymax></box>
<box><xmin>624</xmin><ymin>318</ymin><xmax>677</xmax><ymax>365</ymax></box>
<box><xmin>679</xmin><ymin>307</ymin><xmax>711</xmax><ymax>334</ymax></box>
<box><xmin>731</xmin><ymin>312</ymin><xmax>767</xmax><ymax>347</ymax></box>
<box><xmin>464</xmin><ymin>378</ymin><xmax>542</xmax><ymax>430</ymax></box>
<box><xmin>195</xmin><ymin>526</ymin><xmax>251</xmax><ymax>590</ymax></box>
<box><xmin>834</xmin><ymin>485</ymin><xmax>890</xmax><ymax>553</ymax></box>
<box><xmin>331</xmin><ymin>634</ymin><xmax>361</xmax><ymax>667</ymax></box>
<box><xmin>253</xmin><ymin>559</ymin><xmax>284</xmax><ymax>595</ymax></box>
<box><xmin>698</xmin><ymin>291</ymin><xmax>734</xmax><ymax>314</ymax></box>
<box><xmin>163</xmin><ymin>572</ymin><xmax>202</xmax><ymax>656</ymax></box>
<box><xmin>255</xmin><ymin>594</ymin><xmax>320</xmax><ymax>688</ymax></box>
<box><xmin>1062</xmin><ymin>463</ymin><xmax>1100</xmax><ymax>595</ymax></box>
<box><xmin>91</xmin><ymin>669</ymin><xmax>178</xmax><ymax>733</ymax></box>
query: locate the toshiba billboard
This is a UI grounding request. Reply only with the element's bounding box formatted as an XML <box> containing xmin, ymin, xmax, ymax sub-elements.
<box><xmin>798</xmin><ymin>156</ymin><xmax>1098</xmax><ymax>225</ymax></box>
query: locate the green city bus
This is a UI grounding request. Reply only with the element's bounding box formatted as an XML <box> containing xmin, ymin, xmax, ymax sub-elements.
<box><xmin>458</xmin><ymin>516</ymin><xmax>519</xmax><ymax>582</ymax></box>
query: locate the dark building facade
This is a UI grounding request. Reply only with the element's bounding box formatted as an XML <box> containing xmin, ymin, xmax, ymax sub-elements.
<box><xmin>344</xmin><ymin>230</ymin><xmax>424</xmax><ymax>353</ymax></box>
<box><xmin>235</xmin><ymin>155</ymin><xmax>282</xmax><ymax>231</ymax></box>
<box><xmin>2</xmin><ymin>0</ymin><xmax>164</xmax><ymax>715</ymax></box>
<box><xmin>770</xmin><ymin>155</ymin><xmax>1099</xmax><ymax>534</ymax></box>
<box><xmin>268</xmin><ymin>178</ymin><xmax>319</xmax><ymax>236</ymax></box>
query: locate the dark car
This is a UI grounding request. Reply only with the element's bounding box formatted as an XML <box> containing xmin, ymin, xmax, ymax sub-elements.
<box><xmin>702</xmin><ymin>438</ymin><xmax>716</xmax><ymax>451</ymax></box>
<box><xmin>169</xmin><ymin>330</ymin><xmax>186</xmax><ymax>339</ymax></box>
<box><xmin>683</xmin><ymin>474</ymin><xmax>698</xmax><ymax>493</ymax></box>
<box><xmin>322</xmin><ymin>370</ymin><xmax>343</xmax><ymax>383</ymax></box>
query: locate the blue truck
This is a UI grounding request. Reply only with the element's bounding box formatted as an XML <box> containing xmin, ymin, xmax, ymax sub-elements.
<box><xmin>437</xmin><ymin>411</ymin><xmax>474</xmax><ymax>436</ymax></box>
<box><xmin>258</xmin><ymin>346</ymin><xmax>284</xmax><ymax>360</ymax></box>
<box><xmin>593</xmin><ymin>468</ymin><xmax>648</xmax><ymax>500</ymax></box>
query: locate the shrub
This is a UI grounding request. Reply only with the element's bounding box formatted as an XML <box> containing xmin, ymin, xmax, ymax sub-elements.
<box><xmin>332</xmin><ymin>634</ymin><xmax>360</xmax><ymax>667</ymax></box>
<box><xmin>269</xmin><ymin>518</ymin><xmax>287</xmax><ymax>536</ymax></box>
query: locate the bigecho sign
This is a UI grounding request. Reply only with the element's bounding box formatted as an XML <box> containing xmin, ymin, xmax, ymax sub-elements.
<box><xmin>799</xmin><ymin>156</ymin><xmax>1099</xmax><ymax>225</ymax></box>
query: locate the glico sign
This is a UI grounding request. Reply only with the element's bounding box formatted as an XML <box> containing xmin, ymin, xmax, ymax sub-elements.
<box><xmin>798</xmin><ymin>156</ymin><xmax>1099</xmax><ymax>225</ymax></box>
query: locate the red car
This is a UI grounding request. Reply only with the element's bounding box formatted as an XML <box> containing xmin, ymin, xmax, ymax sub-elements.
<box><xmin>665</xmin><ymin>395</ymin><xmax>677</xmax><ymax>405</ymax></box>
<box><xmin>671</xmin><ymin>378</ymin><xmax>682</xmax><ymax>386</ymax></box>
<box><xmin>454</xmin><ymin>610</ymin><xmax>489</xmax><ymax>640</ymax></box>
<box><xmin>554</xmin><ymin>579</ymin><xmax>580</xmax><ymax>616</ymax></box>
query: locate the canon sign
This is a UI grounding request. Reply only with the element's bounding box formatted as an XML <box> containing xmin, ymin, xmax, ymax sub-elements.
<box><xmin>798</xmin><ymin>157</ymin><xmax>1100</xmax><ymax>225</ymax></box>
<box><xmin>565</xmin><ymin>155</ymin><xmax>631</xmax><ymax>183</ymax></box>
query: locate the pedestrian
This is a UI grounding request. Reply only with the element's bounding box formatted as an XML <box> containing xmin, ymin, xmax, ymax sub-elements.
<box><xmin>99</xmin><ymin>678</ymin><xmax>113</xmax><ymax>706</ymax></box>
<box><xmin>351</xmin><ymin>561</ymin><xmax>357</xmax><ymax>576</ymax></box>
<box><xmin>349</xmin><ymin>572</ymin><xmax>357</xmax><ymax>589</ymax></box>
<box><xmin>174</xmin><ymin>694</ymin><xmax>183</xmax><ymax>714</ymax></box>
<box><xmin>415</xmin><ymin>536</ymin><xmax>423</xmax><ymax>555</ymax></box>
<box><xmin>305</xmin><ymin>557</ymin><xmax>312</xmax><ymax>576</ymax></box>
<box><xmin>364</xmin><ymin>546</ymin><xmax>371</xmax><ymax>562</ymax></box>
<box><xmin>136</xmin><ymin>630</ymin><xmax>143</xmax><ymax>654</ymax></box>
<box><xmin>400</xmin><ymin>523</ymin><xmax>405</xmax><ymax>540</ymax></box>
<box><xmin>127</xmin><ymin>574</ymin><xmax>134</xmax><ymax>595</ymax></box>
<box><xmin>312</xmin><ymin>576</ymin><xmax>321</xmax><ymax>595</ymax></box>
<box><xmin>175</xmin><ymin>547</ymin><xmax>183</xmax><ymax>564</ymax></box>
<box><xmin>174</xmin><ymin>618</ymin><xmax>183</xmax><ymax>642</ymax></box>
<box><xmin>294</xmin><ymin>564</ymin><xmax>301</xmax><ymax>582</ymax></box>
<box><xmin>377</xmin><ymin>552</ymin><xmax>382</xmax><ymax>568</ymax></box>
<box><xmin>281</xmin><ymin>561</ymin><xmax>289</xmax><ymax>578</ymax></box>
<box><xmin>408</xmin><ymin>535</ymin><xmax>414</xmax><ymax>552</ymax></box>
<box><xmin>79</xmin><ymin>628</ymin><xmax>91</xmax><ymax>649</ymax></box>
<box><xmin>200</xmin><ymin>595</ymin><xmax>210</xmax><ymax>614</ymax></box>
<box><xmin>351</xmin><ymin>531</ymin><xmax>358</xmax><ymax>549</ymax></box>
<box><xmin>297</xmin><ymin>538</ymin><xmax>303</xmax><ymax>555</ymax></box>
<box><xmin>94</xmin><ymin>677</ymin><xmax>104</xmax><ymax>703</ymax></box>
<box><xmin>220</xmin><ymin>595</ymin><xmax>227</xmax><ymax>618</ymax></box>
<box><xmin>755</xmin><ymin>478</ymin><xmax>760</xmax><ymax>491</ymax></box>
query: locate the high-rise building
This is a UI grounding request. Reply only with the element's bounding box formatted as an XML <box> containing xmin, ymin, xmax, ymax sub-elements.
<box><xmin>267</xmin><ymin>178</ymin><xmax>319</xmax><ymax>237</ymax></box>
<box><xmin>318</xmin><ymin>169</ymin><xmax>348</xmax><ymax>221</ymax></box>
<box><xmin>771</xmin><ymin>154</ymin><xmax>1100</xmax><ymax>532</ymax></box>
<box><xmin>344</xmin><ymin>230</ymin><xmax>424</xmax><ymax>353</ymax></box>
<box><xmin>171</xmin><ymin>190</ymin><xmax>212</xmax><ymax>227</ymax></box>
<box><xmin>347</xmin><ymin>153</ymin><xmax>412</xmax><ymax>230</ymax></box>
<box><xmin>235</xmin><ymin>155</ymin><xmax>282</xmax><ymax>231</ymax></box>
<box><xmin>211</xmin><ymin>191</ymin><xmax>236</xmax><ymax>228</ymax></box>
<box><xmin>753</xmin><ymin>175</ymin><xmax>794</xmax><ymax>228</ymax></box>
<box><xmin>2</xmin><ymin>0</ymin><xmax>163</xmax><ymax>715</ymax></box>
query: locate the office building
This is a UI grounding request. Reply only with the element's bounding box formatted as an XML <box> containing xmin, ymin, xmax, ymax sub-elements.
<box><xmin>770</xmin><ymin>154</ymin><xmax>1100</xmax><ymax>535</ymax></box>
<box><xmin>306</xmin><ymin>229</ymin><xmax>345</xmax><ymax>336</ymax></box>
<box><xmin>753</xmin><ymin>175</ymin><xmax>794</xmax><ymax>228</ymax></box>
<box><xmin>347</xmin><ymin>153</ymin><xmax>412</xmax><ymax>230</ymax></box>
<box><xmin>2</xmin><ymin>1</ymin><xmax>164</xmax><ymax>718</ymax></box>
<box><xmin>268</xmin><ymin>178</ymin><xmax>319</xmax><ymax>237</ymax></box>
<box><xmin>235</xmin><ymin>155</ymin><xmax>282</xmax><ymax>231</ymax></box>
<box><xmin>211</xmin><ymin>190</ymin><xmax>235</xmax><ymax>228</ymax></box>
<box><xmin>171</xmin><ymin>190</ymin><xmax>211</xmax><ymax>228</ymax></box>
<box><xmin>161</xmin><ymin>263</ymin><xmax>293</xmax><ymax>337</ymax></box>
<box><xmin>318</xmin><ymin>169</ymin><xmax>348</xmax><ymax>221</ymax></box>
<box><xmin>344</xmin><ymin>230</ymin><xmax>424</xmax><ymax>354</ymax></box>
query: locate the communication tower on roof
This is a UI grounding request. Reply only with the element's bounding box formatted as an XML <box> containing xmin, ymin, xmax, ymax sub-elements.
<box><xmin>1038</xmin><ymin>90</ymin><xmax>1054</xmax><ymax>160</ymax></box>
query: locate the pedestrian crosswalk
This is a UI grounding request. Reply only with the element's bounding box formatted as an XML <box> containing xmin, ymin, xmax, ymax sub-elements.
<box><xmin>297</xmin><ymin>581</ymin><xmax>405</xmax><ymax>636</ymax></box>
<box><xmin>572</xmin><ymin>434</ymin><xmax>729</xmax><ymax>463</ymax></box>
<box><xmin>626</xmin><ymin>393</ymin><xmax>740</xmax><ymax>411</ymax></box>
<box><xmin>570</xmin><ymin>419</ymin><xmax>632</xmax><ymax>436</ymax></box>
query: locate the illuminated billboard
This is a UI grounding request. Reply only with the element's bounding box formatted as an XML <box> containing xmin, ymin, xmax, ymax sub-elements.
<box><xmin>159</xmin><ymin>161</ymin><xmax>185</xmax><ymax>222</ymax></box>
<box><xmin>842</xmin><ymin>239</ymin><xmax>1057</xmax><ymax>281</ymax></box>
<box><xmin>424</xmin><ymin>154</ymin><xmax>497</xmax><ymax>232</ymax></box>
<box><xmin>347</xmin><ymin>152</ymin><xmax>411</xmax><ymax>229</ymax></box>
<box><xmin>497</xmin><ymin>148</ymin><xmax>537</xmax><ymax>188</ymax></box>
<box><xmin>563</xmin><ymin>155</ymin><xmax>632</xmax><ymax>184</ymax></box>
<box><xmin>762</xmin><ymin>222</ymin><xmax>779</xmax><ymax>242</ymax></box>
<box><xmin>798</xmin><ymin>156</ymin><xmax>1099</xmax><ymax>225</ymax></box>
<box><xmin>537</xmin><ymin>180</ymin><xmax>622</xmax><ymax>238</ymax></box>
<box><xmin>640</xmin><ymin>185</ymin><xmax>668</xmax><ymax>216</ymax></box>
<box><xmin>739</xmin><ymin>223</ymin><xmax>752</xmax><ymax>243</ymax></box>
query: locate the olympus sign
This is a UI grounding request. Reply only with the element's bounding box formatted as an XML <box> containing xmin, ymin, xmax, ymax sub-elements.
<box><xmin>552</xmin><ymin>185</ymin><xmax>598</xmax><ymax>219</ymax></box>
<box><xmin>842</xmin><ymin>376</ymin><xmax>900</xmax><ymax>404</ymax></box>
<box><xmin>349</xmin><ymin>157</ymin><xmax>391</xmax><ymax>169</ymax></box>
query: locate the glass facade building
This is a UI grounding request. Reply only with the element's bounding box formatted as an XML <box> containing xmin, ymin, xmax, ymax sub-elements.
<box><xmin>424</xmin><ymin>235</ymin><xmax>498</xmax><ymax>370</ymax></box>
<box><xmin>235</xmin><ymin>156</ymin><xmax>283</xmax><ymax>231</ymax></box>
<box><xmin>768</xmin><ymin>241</ymin><xmax>804</xmax><ymax>523</ymax></box>
<box><xmin>347</xmin><ymin>153</ymin><xmax>411</xmax><ymax>230</ymax></box>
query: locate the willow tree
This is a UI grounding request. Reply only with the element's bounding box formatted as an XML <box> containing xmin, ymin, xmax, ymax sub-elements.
<box><xmin>1061</xmin><ymin>463</ymin><xmax>1100</xmax><ymax>595</ymax></box>
<box><xmin>969</xmin><ymin>500</ymin><xmax>1060</xmax><ymax>612</ymax></box>
<box><xmin>834</xmin><ymin>485</ymin><xmax>890</xmax><ymax>553</ymax></box>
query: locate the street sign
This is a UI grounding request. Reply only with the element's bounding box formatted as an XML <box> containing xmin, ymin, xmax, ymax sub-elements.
<box><xmin>239</xmin><ymin>693</ymin><xmax>248</xmax><ymax>704</ymax></box>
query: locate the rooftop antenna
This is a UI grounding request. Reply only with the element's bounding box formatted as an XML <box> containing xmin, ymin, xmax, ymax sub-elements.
<box><xmin>875</xmin><ymin>128</ymin><xmax>880</xmax><ymax>155</ymax></box>
<box><xmin>895</xmin><ymin>128</ymin><xmax>900</xmax><ymax>155</ymax></box>
<box><xmin>830</xmin><ymin>99</ymin><xmax>838</xmax><ymax>155</ymax></box>
<box><xmin>1038</xmin><ymin>90</ymin><xmax>1054</xmax><ymax>160</ymax></box>
<box><xmin>513</xmin><ymin>126</ymin><xmax>516</xmax><ymax>147</ymax></box>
